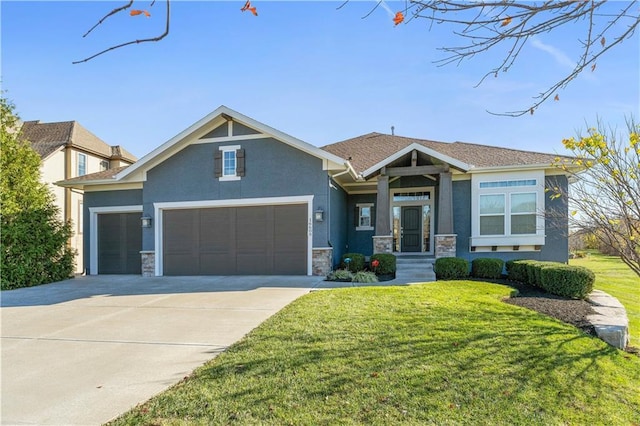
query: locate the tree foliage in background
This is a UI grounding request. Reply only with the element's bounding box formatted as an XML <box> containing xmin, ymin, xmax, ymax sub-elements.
<box><xmin>551</xmin><ymin>120</ymin><xmax>640</xmax><ymax>278</ymax></box>
<box><xmin>76</xmin><ymin>1</ymin><xmax>639</xmax><ymax>115</ymax></box>
<box><xmin>1</xmin><ymin>98</ymin><xmax>75</xmax><ymax>290</ymax></box>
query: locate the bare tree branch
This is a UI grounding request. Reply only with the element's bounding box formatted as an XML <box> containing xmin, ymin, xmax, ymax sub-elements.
<box><xmin>82</xmin><ymin>0</ymin><xmax>134</xmax><ymax>38</ymax></box>
<box><xmin>73</xmin><ymin>0</ymin><xmax>170</xmax><ymax>65</ymax></box>
<box><xmin>405</xmin><ymin>0</ymin><xmax>640</xmax><ymax>116</ymax></box>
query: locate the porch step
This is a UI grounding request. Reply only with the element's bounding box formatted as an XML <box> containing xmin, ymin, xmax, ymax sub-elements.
<box><xmin>393</xmin><ymin>255</ymin><xmax>436</xmax><ymax>283</ymax></box>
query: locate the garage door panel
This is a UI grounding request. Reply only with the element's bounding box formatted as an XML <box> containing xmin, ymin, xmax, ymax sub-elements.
<box><xmin>163</xmin><ymin>204</ymin><xmax>307</xmax><ymax>276</ymax></box>
<box><xmin>98</xmin><ymin>212</ymin><xmax>142</xmax><ymax>274</ymax></box>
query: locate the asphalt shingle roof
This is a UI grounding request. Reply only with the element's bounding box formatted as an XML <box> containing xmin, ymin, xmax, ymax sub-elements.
<box><xmin>19</xmin><ymin>120</ymin><xmax>137</xmax><ymax>163</ymax></box>
<box><xmin>321</xmin><ymin>132</ymin><xmax>566</xmax><ymax>175</ymax></box>
<box><xmin>61</xmin><ymin>166</ymin><xmax>128</xmax><ymax>184</ymax></box>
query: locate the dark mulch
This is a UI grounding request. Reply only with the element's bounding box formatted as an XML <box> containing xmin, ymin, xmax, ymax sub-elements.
<box><xmin>496</xmin><ymin>279</ymin><xmax>598</xmax><ymax>337</ymax></box>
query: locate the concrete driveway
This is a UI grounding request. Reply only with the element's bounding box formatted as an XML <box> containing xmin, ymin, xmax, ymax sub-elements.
<box><xmin>1</xmin><ymin>275</ymin><xmax>324</xmax><ymax>425</ymax></box>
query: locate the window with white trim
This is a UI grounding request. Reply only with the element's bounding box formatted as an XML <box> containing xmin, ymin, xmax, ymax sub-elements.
<box><xmin>479</xmin><ymin>194</ymin><xmax>505</xmax><ymax>235</ymax></box>
<box><xmin>77</xmin><ymin>153</ymin><xmax>87</xmax><ymax>176</ymax></box>
<box><xmin>510</xmin><ymin>192</ymin><xmax>537</xmax><ymax>234</ymax></box>
<box><xmin>356</xmin><ymin>203</ymin><xmax>374</xmax><ymax>230</ymax></box>
<box><xmin>215</xmin><ymin>145</ymin><xmax>244</xmax><ymax>181</ymax></box>
<box><xmin>223</xmin><ymin>150</ymin><xmax>236</xmax><ymax>176</ymax></box>
<box><xmin>100</xmin><ymin>160</ymin><xmax>110</xmax><ymax>171</ymax></box>
<box><xmin>471</xmin><ymin>171</ymin><xmax>545</xmax><ymax>249</ymax></box>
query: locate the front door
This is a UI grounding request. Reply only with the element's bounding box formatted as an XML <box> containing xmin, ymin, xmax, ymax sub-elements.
<box><xmin>401</xmin><ymin>206</ymin><xmax>422</xmax><ymax>252</ymax></box>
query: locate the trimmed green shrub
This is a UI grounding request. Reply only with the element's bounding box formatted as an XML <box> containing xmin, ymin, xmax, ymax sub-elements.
<box><xmin>434</xmin><ymin>257</ymin><xmax>469</xmax><ymax>280</ymax></box>
<box><xmin>506</xmin><ymin>260</ymin><xmax>527</xmax><ymax>283</ymax></box>
<box><xmin>341</xmin><ymin>253</ymin><xmax>365</xmax><ymax>272</ymax></box>
<box><xmin>471</xmin><ymin>258</ymin><xmax>504</xmax><ymax>279</ymax></box>
<box><xmin>352</xmin><ymin>271</ymin><xmax>379</xmax><ymax>283</ymax></box>
<box><xmin>540</xmin><ymin>265</ymin><xmax>595</xmax><ymax>299</ymax></box>
<box><xmin>370</xmin><ymin>253</ymin><xmax>396</xmax><ymax>274</ymax></box>
<box><xmin>326</xmin><ymin>269</ymin><xmax>353</xmax><ymax>281</ymax></box>
<box><xmin>506</xmin><ymin>259</ymin><xmax>595</xmax><ymax>299</ymax></box>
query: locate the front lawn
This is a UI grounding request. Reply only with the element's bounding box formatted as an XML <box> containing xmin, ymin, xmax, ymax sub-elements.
<box><xmin>111</xmin><ymin>281</ymin><xmax>640</xmax><ymax>425</ymax></box>
<box><xmin>571</xmin><ymin>252</ymin><xmax>640</xmax><ymax>347</ymax></box>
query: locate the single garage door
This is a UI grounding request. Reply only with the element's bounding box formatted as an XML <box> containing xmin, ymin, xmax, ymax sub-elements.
<box><xmin>163</xmin><ymin>204</ymin><xmax>307</xmax><ymax>275</ymax></box>
<box><xmin>98</xmin><ymin>213</ymin><xmax>142</xmax><ymax>274</ymax></box>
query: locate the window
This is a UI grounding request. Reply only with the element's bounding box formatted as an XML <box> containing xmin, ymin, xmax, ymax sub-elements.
<box><xmin>471</xmin><ymin>172</ymin><xmax>545</xmax><ymax>249</ymax></box>
<box><xmin>510</xmin><ymin>193</ymin><xmax>537</xmax><ymax>234</ymax></box>
<box><xmin>479</xmin><ymin>194</ymin><xmax>505</xmax><ymax>235</ymax></box>
<box><xmin>223</xmin><ymin>150</ymin><xmax>236</xmax><ymax>176</ymax></box>
<box><xmin>479</xmin><ymin>179</ymin><xmax>536</xmax><ymax>188</ymax></box>
<box><xmin>356</xmin><ymin>203</ymin><xmax>374</xmax><ymax>230</ymax></box>
<box><xmin>215</xmin><ymin>145</ymin><xmax>244</xmax><ymax>181</ymax></box>
<box><xmin>77</xmin><ymin>153</ymin><xmax>87</xmax><ymax>176</ymax></box>
<box><xmin>100</xmin><ymin>160</ymin><xmax>110</xmax><ymax>171</ymax></box>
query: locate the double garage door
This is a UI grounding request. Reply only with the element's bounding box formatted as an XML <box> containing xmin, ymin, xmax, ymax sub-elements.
<box><xmin>162</xmin><ymin>204</ymin><xmax>308</xmax><ymax>275</ymax></box>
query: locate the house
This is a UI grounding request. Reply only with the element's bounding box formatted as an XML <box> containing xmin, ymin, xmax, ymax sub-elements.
<box><xmin>20</xmin><ymin>120</ymin><xmax>137</xmax><ymax>273</ymax></box>
<box><xmin>58</xmin><ymin>106</ymin><xmax>571</xmax><ymax>277</ymax></box>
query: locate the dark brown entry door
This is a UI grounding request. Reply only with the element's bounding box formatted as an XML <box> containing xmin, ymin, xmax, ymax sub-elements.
<box><xmin>163</xmin><ymin>204</ymin><xmax>307</xmax><ymax>275</ymax></box>
<box><xmin>401</xmin><ymin>206</ymin><xmax>421</xmax><ymax>252</ymax></box>
<box><xmin>98</xmin><ymin>213</ymin><xmax>142</xmax><ymax>274</ymax></box>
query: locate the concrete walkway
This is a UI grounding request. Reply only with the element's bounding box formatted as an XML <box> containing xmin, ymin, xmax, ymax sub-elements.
<box><xmin>1</xmin><ymin>275</ymin><xmax>324</xmax><ymax>425</ymax></box>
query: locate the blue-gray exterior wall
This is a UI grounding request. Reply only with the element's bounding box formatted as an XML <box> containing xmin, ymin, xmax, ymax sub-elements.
<box><xmin>452</xmin><ymin>176</ymin><xmax>569</xmax><ymax>264</ymax></box>
<box><xmin>82</xmin><ymin>189</ymin><xmax>143</xmax><ymax>274</ymax></box>
<box><xmin>142</xmin><ymin>137</ymin><xmax>329</xmax><ymax>250</ymax></box>
<box><xmin>329</xmin><ymin>180</ymin><xmax>348</xmax><ymax>267</ymax></box>
<box><xmin>345</xmin><ymin>193</ymin><xmax>377</xmax><ymax>258</ymax></box>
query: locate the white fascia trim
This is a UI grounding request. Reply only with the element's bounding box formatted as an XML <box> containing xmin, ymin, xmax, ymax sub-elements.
<box><xmin>470</xmin><ymin>164</ymin><xmax>565</xmax><ymax>174</ymax></box>
<box><xmin>89</xmin><ymin>205</ymin><xmax>143</xmax><ymax>275</ymax></box>
<box><xmin>195</xmin><ymin>134</ymin><xmax>266</xmax><ymax>144</ymax></box>
<box><xmin>154</xmin><ymin>195</ymin><xmax>315</xmax><ymax>277</ymax></box>
<box><xmin>118</xmin><ymin>105</ymin><xmax>349</xmax><ymax>181</ymax></box>
<box><xmin>361</xmin><ymin>143</ymin><xmax>471</xmax><ymax>178</ymax></box>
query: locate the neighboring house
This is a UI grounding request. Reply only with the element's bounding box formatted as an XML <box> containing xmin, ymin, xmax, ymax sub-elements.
<box><xmin>58</xmin><ymin>106</ymin><xmax>572</xmax><ymax>277</ymax></box>
<box><xmin>20</xmin><ymin>120</ymin><xmax>137</xmax><ymax>273</ymax></box>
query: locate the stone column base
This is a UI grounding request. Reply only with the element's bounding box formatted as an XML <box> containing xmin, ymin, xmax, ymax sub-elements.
<box><xmin>435</xmin><ymin>234</ymin><xmax>457</xmax><ymax>258</ymax></box>
<box><xmin>373</xmin><ymin>235</ymin><xmax>393</xmax><ymax>254</ymax></box>
<box><xmin>312</xmin><ymin>247</ymin><xmax>333</xmax><ymax>276</ymax></box>
<box><xmin>140</xmin><ymin>251</ymin><xmax>155</xmax><ymax>277</ymax></box>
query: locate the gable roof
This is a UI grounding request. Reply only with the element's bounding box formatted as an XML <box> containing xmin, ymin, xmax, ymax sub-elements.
<box><xmin>115</xmin><ymin>105</ymin><xmax>349</xmax><ymax>181</ymax></box>
<box><xmin>321</xmin><ymin>132</ymin><xmax>569</xmax><ymax>177</ymax></box>
<box><xmin>19</xmin><ymin>120</ymin><xmax>136</xmax><ymax>163</ymax></box>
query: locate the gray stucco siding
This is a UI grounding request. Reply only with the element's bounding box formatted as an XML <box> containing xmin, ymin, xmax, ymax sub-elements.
<box><xmin>143</xmin><ymin>137</ymin><xmax>330</xmax><ymax>249</ymax></box>
<box><xmin>329</xmin><ymin>180</ymin><xmax>348</xmax><ymax>267</ymax></box>
<box><xmin>345</xmin><ymin>193</ymin><xmax>377</xmax><ymax>257</ymax></box>
<box><xmin>83</xmin><ymin>189</ymin><xmax>143</xmax><ymax>274</ymax></box>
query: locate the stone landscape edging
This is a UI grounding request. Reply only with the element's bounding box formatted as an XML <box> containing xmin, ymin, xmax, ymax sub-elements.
<box><xmin>586</xmin><ymin>290</ymin><xmax>630</xmax><ymax>350</ymax></box>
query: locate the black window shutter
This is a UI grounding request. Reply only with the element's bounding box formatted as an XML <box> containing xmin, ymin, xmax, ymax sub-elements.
<box><xmin>236</xmin><ymin>148</ymin><xmax>245</xmax><ymax>177</ymax></box>
<box><xmin>354</xmin><ymin>205</ymin><xmax>360</xmax><ymax>227</ymax></box>
<box><xmin>214</xmin><ymin>151</ymin><xmax>222</xmax><ymax>178</ymax></box>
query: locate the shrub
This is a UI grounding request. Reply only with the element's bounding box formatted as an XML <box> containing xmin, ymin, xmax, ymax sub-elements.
<box><xmin>506</xmin><ymin>259</ymin><xmax>595</xmax><ymax>299</ymax></box>
<box><xmin>352</xmin><ymin>271</ymin><xmax>379</xmax><ymax>283</ymax></box>
<box><xmin>327</xmin><ymin>269</ymin><xmax>353</xmax><ymax>281</ymax></box>
<box><xmin>434</xmin><ymin>257</ymin><xmax>469</xmax><ymax>280</ymax></box>
<box><xmin>506</xmin><ymin>260</ymin><xmax>527</xmax><ymax>283</ymax></box>
<box><xmin>471</xmin><ymin>258</ymin><xmax>504</xmax><ymax>279</ymax></box>
<box><xmin>341</xmin><ymin>253</ymin><xmax>365</xmax><ymax>272</ymax></box>
<box><xmin>370</xmin><ymin>253</ymin><xmax>396</xmax><ymax>274</ymax></box>
<box><xmin>540</xmin><ymin>265</ymin><xmax>595</xmax><ymax>299</ymax></box>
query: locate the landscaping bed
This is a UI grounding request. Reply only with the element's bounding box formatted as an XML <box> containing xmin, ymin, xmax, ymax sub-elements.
<box><xmin>504</xmin><ymin>279</ymin><xmax>597</xmax><ymax>337</ymax></box>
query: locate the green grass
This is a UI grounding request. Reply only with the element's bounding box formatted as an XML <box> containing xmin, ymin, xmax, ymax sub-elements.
<box><xmin>111</xmin><ymin>281</ymin><xmax>640</xmax><ymax>425</ymax></box>
<box><xmin>571</xmin><ymin>252</ymin><xmax>640</xmax><ymax>347</ymax></box>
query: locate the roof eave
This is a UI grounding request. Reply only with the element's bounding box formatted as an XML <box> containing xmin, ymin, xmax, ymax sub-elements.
<box><xmin>360</xmin><ymin>142</ymin><xmax>471</xmax><ymax>179</ymax></box>
<box><xmin>117</xmin><ymin>106</ymin><xmax>349</xmax><ymax>181</ymax></box>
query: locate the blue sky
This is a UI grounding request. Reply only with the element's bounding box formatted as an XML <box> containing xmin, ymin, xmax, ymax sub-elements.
<box><xmin>2</xmin><ymin>1</ymin><xmax>639</xmax><ymax>159</ymax></box>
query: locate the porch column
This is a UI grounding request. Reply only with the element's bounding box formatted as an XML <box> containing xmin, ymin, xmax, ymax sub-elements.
<box><xmin>375</xmin><ymin>174</ymin><xmax>390</xmax><ymax>235</ymax></box>
<box><xmin>373</xmin><ymin>174</ymin><xmax>393</xmax><ymax>253</ymax></box>
<box><xmin>436</xmin><ymin>171</ymin><xmax>457</xmax><ymax>258</ymax></box>
<box><xmin>437</xmin><ymin>172</ymin><xmax>453</xmax><ymax>234</ymax></box>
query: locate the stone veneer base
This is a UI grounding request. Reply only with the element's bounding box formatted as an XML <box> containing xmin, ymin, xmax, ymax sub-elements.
<box><xmin>140</xmin><ymin>251</ymin><xmax>155</xmax><ymax>277</ymax></box>
<box><xmin>312</xmin><ymin>248</ymin><xmax>333</xmax><ymax>276</ymax></box>
<box><xmin>435</xmin><ymin>234</ymin><xmax>457</xmax><ymax>259</ymax></box>
<box><xmin>373</xmin><ymin>236</ymin><xmax>393</xmax><ymax>254</ymax></box>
